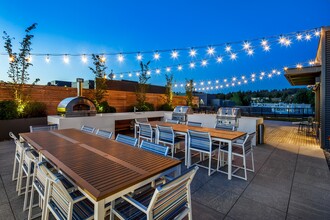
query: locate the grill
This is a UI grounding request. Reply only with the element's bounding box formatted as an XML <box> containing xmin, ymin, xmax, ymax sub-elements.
<box><xmin>172</xmin><ymin>106</ymin><xmax>193</xmax><ymax>123</ymax></box>
<box><xmin>57</xmin><ymin>78</ymin><xmax>96</xmax><ymax>117</ymax></box>
<box><xmin>216</xmin><ymin>107</ymin><xmax>241</xmax><ymax>130</ymax></box>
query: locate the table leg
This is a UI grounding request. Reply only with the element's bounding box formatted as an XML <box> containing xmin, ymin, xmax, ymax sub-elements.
<box><xmin>227</xmin><ymin>141</ymin><xmax>232</xmax><ymax>180</ymax></box>
<box><xmin>94</xmin><ymin>199</ymin><xmax>105</xmax><ymax>220</ymax></box>
<box><xmin>185</xmin><ymin>133</ymin><xmax>188</xmax><ymax>166</ymax></box>
<box><xmin>174</xmin><ymin>164</ymin><xmax>181</xmax><ymax>177</ymax></box>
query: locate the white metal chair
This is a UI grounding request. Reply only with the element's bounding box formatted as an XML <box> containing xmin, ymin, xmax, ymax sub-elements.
<box><xmin>22</xmin><ymin>149</ymin><xmax>39</xmax><ymax>211</ymax></box>
<box><xmin>156</xmin><ymin>125</ymin><xmax>183</xmax><ymax>158</ymax></box>
<box><xmin>165</xmin><ymin>119</ymin><xmax>180</xmax><ymax>124</ymax></box>
<box><xmin>187</xmin><ymin>130</ymin><xmax>218</xmax><ymax>176</ymax></box>
<box><xmin>140</xmin><ymin>140</ymin><xmax>169</xmax><ymax>156</ymax></box>
<box><xmin>112</xmin><ymin>166</ymin><xmax>199</xmax><ymax>220</ymax></box>
<box><xmin>28</xmin><ymin>161</ymin><xmax>78</xmax><ymax>220</ymax></box>
<box><xmin>134</xmin><ymin>118</ymin><xmax>149</xmax><ymax>138</ymax></box>
<box><xmin>80</xmin><ymin>125</ymin><xmax>95</xmax><ymax>133</ymax></box>
<box><xmin>43</xmin><ymin>165</ymin><xmax>94</xmax><ymax>220</ymax></box>
<box><xmin>95</xmin><ymin>129</ymin><xmax>113</xmax><ymax>139</ymax></box>
<box><xmin>30</xmin><ymin>124</ymin><xmax>58</xmax><ymax>132</ymax></box>
<box><xmin>186</xmin><ymin>121</ymin><xmax>202</xmax><ymax>127</ymax></box>
<box><xmin>9</xmin><ymin>132</ymin><xmax>26</xmax><ymax>182</ymax></box>
<box><xmin>116</xmin><ymin>134</ymin><xmax>138</xmax><ymax>147</ymax></box>
<box><xmin>217</xmin><ymin>132</ymin><xmax>256</xmax><ymax>180</ymax></box>
<box><xmin>138</xmin><ymin>123</ymin><xmax>154</xmax><ymax>146</ymax></box>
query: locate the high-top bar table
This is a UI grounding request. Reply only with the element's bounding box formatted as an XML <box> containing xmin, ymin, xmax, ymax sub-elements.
<box><xmin>20</xmin><ymin>129</ymin><xmax>181</xmax><ymax>220</ymax></box>
<box><xmin>146</xmin><ymin>121</ymin><xmax>246</xmax><ymax>180</ymax></box>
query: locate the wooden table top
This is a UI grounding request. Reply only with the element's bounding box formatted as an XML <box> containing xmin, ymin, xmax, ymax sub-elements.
<box><xmin>20</xmin><ymin>129</ymin><xmax>181</xmax><ymax>201</ymax></box>
<box><xmin>149</xmin><ymin>121</ymin><xmax>246</xmax><ymax>140</ymax></box>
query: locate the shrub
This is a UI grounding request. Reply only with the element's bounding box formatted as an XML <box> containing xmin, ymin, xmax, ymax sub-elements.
<box><xmin>0</xmin><ymin>100</ymin><xmax>18</xmax><ymax>119</ymax></box>
<box><xmin>23</xmin><ymin>102</ymin><xmax>47</xmax><ymax>118</ymax></box>
<box><xmin>159</xmin><ymin>103</ymin><xmax>174</xmax><ymax>111</ymax></box>
<box><xmin>98</xmin><ymin>101</ymin><xmax>116</xmax><ymax>113</ymax></box>
<box><xmin>128</xmin><ymin>102</ymin><xmax>155</xmax><ymax>112</ymax></box>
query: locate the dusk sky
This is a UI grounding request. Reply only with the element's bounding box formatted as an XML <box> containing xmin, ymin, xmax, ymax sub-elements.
<box><xmin>0</xmin><ymin>0</ymin><xmax>329</xmax><ymax>93</ymax></box>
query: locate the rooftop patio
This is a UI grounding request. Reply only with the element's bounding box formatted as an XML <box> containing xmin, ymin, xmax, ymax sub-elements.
<box><xmin>0</xmin><ymin>120</ymin><xmax>329</xmax><ymax>219</ymax></box>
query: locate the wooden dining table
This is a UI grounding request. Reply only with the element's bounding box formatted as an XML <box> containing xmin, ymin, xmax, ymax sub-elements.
<box><xmin>20</xmin><ymin>128</ymin><xmax>181</xmax><ymax>220</ymax></box>
<box><xmin>145</xmin><ymin>121</ymin><xmax>246</xmax><ymax>180</ymax></box>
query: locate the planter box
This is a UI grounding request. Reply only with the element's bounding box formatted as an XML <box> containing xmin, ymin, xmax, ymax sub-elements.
<box><xmin>0</xmin><ymin>117</ymin><xmax>47</xmax><ymax>141</ymax></box>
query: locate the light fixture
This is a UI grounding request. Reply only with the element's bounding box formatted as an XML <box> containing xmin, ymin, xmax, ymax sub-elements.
<box><xmin>136</xmin><ymin>53</ymin><xmax>143</xmax><ymax>61</ymax></box>
<box><xmin>305</xmin><ymin>34</ymin><xmax>311</xmax><ymax>41</ymax></box>
<box><xmin>230</xmin><ymin>53</ymin><xmax>237</xmax><ymax>60</ymax></box>
<box><xmin>166</xmin><ymin>67</ymin><xmax>171</xmax><ymax>72</ymax></box>
<box><xmin>201</xmin><ymin>60</ymin><xmax>208</xmax><ymax>66</ymax></box>
<box><xmin>171</xmin><ymin>50</ymin><xmax>179</xmax><ymax>59</ymax></box>
<box><xmin>178</xmin><ymin>65</ymin><xmax>183</xmax><ymax>71</ymax></box>
<box><xmin>156</xmin><ymin>69</ymin><xmax>161</xmax><ymax>74</ymax></box>
<box><xmin>153</xmin><ymin>52</ymin><xmax>160</xmax><ymax>60</ymax></box>
<box><xmin>100</xmin><ymin>55</ymin><xmax>106</xmax><ymax>63</ymax></box>
<box><xmin>216</xmin><ymin>56</ymin><xmax>223</xmax><ymax>63</ymax></box>
<box><xmin>117</xmin><ymin>54</ymin><xmax>124</xmax><ymax>63</ymax></box>
<box><xmin>247</xmin><ymin>49</ymin><xmax>254</xmax><ymax>56</ymax></box>
<box><xmin>189</xmin><ymin>48</ymin><xmax>197</xmax><ymax>57</ymax></box>
<box><xmin>63</xmin><ymin>54</ymin><xmax>69</xmax><ymax>63</ymax></box>
<box><xmin>296</xmin><ymin>33</ymin><xmax>303</xmax><ymax>41</ymax></box>
<box><xmin>225</xmin><ymin>45</ymin><xmax>231</xmax><ymax>52</ymax></box>
<box><xmin>243</xmin><ymin>41</ymin><xmax>251</xmax><ymax>50</ymax></box>
<box><xmin>207</xmin><ymin>47</ymin><xmax>215</xmax><ymax>56</ymax></box>
<box><xmin>81</xmin><ymin>54</ymin><xmax>88</xmax><ymax>63</ymax></box>
<box><xmin>189</xmin><ymin>62</ymin><xmax>195</xmax><ymax>68</ymax></box>
<box><xmin>45</xmin><ymin>55</ymin><xmax>50</xmax><ymax>63</ymax></box>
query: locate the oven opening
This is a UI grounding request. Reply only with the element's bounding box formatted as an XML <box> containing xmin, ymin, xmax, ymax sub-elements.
<box><xmin>73</xmin><ymin>104</ymin><xmax>90</xmax><ymax>111</ymax></box>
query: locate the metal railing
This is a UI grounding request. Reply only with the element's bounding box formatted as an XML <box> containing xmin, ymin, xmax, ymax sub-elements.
<box><xmin>239</xmin><ymin>106</ymin><xmax>314</xmax><ymax>118</ymax></box>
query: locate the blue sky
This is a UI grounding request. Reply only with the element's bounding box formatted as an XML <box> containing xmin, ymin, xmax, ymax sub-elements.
<box><xmin>0</xmin><ymin>0</ymin><xmax>329</xmax><ymax>93</ymax></box>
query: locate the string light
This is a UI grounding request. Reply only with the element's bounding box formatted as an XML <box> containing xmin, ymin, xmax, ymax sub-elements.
<box><xmin>305</xmin><ymin>34</ymin><xmax>312</xmax><ymax>41</ymax></box>
<box><xmin>63</xmin><ymin>55</ymin><xmax>69</xmax><ymax>64</ymax></box>
<box><xmin>207</xmin><ymin>47</ymin><xmax>216</xmax><ymax>56</ymax></box>
<box><xmin>153</xmin><ymin>52</ymin><xmax>160</xmax><ymax>60</ymax></box>
<box><xmin>156</xmin><ymin>69</ymin><xmax>161</xmax><ymax>74</ymax></box>
<box><xmin>243</xmin><ymin>41</ymin><xmax>251</xmax><ymax>50</ymax></box>
<box><xmin>177</xmin><ymin>65</ymin><xmax>183</xmax><ymax>71</ymax></box>
<box><xmin>117</xmin><ymin>54</ymin><xmax>124</xmax><ymax>63</ymax></box>
<box><xmin>100</xmin><ymin>55</ymin><xmax>106</xmax><ymax>63</ymax></box>
<box><xmin>296</xmin><ymin>33</ymin><xmax>303</xmax><ymax>41</ymax></box>
<box><xmin>171</xmin><ymin>50</ymin><xmax>179</xmax><ymax>59</ymax></box>
<box><xmin>45</xmin><ymin>55</ymin><xmax>50</xmax><ymax>63</ymax></box>
<box><xmin>189</xmin><ymin>62</ymin><xmax>196</xmax><ymax>68</ymax></box>
<box><xmin>81</xmin><ymin>54</ymin><xmax>88</xmax><ymax>63</ymax></box>
<box><xmin>225</xmin><ymin>45</ymin><xmax>231</xmax><ymax>52</ymax></box>
<box><xmin>296</xmin><ymin>63</ymin><xmax>303</xmax><ymax>68</ymax></box>
<box><xmin>263</xmin><ymin>45</ymin><xmax>271</xmax><ymax>52</ymax></box>
<box><xmin>189</xmin><ymin>48</ymin><xmax>197</xmax><ymax>57</ymax></box>
<box><xmin>136</xmin><ymin>53</ymin><xmax>143</xmax><ymax>61</ymax></box>
<box><xmin>216</xmin><ymin>56</ymin><xmax>223</xmax><ymax>63</ymax></box>
<box><xmin>26</xmin><ymin>55</ymin><xmax>32</xmax><ymax>63</ymax></box>
<box><xmin>9</xmin><ymin>55</ymin><xmax>15</xmax><ymax>62</ymax></box>
<box><xmin>201</xmin><ymin>59</ymin><xmax>208</xmax><ymax>66</ymax></box>
<box><xmin>247</xmin><ymin>49</ymin><xmax>254</xmax><ymax>56</ymax></box>
<box><xmin>230</xmin><ymin>53</ymin><xmax>237</xmax><ymax>60</ymax></box>
<box><xmin>166</xmin><ymin>67</ymin><xmax>171</xmax><ymax>72</ymax></box>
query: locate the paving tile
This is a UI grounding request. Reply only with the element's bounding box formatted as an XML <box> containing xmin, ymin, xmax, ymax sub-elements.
<box><xmin>251</xmin><ymin>174</ymin><xmax>292</xmax><ymax>194</ymax></box>
<box><xmin>191</xmin><ymin>200</ymin><xmax>225</xmax><ymax>220</ymax></box>
<box><xmin>207</xmin><ymin>174</ymin><xmax>249</xmax><ymax>195</ymax></box>
<box><xmin>258</xmin><ymin>165</ymin><xmax>295</xmax><ymax>180</ymax></box>
<box><xmin>242</xmin><ymin>181</ymin><xmax>290</xmax><ymax>212</ymax></box>
<box><xmin>228</xmin><ymin>197</ymin><xmax>286</xmax><ymax>220</ymax></box>
<box><xmin>293</xmin><ymin>172</ymin><xmax>330</xmax><ymax>191</ymax></box>
<box><xmin>0</xmin><ymin>203</ymin><xmax>15</xmax><ymax>220</ymax></box>
<box><xmin>9</xmin><ymin>196</ymin><xmax>27</xmax><ymax>220</ymax></box>
<box><xmin>0</xmin><ymin>179</ymin><xmax>9</xmax><ymax>206</ymax></box>
<box><xmin>288</xmin><ymin>181</ymin><xmax>330</xmax><ymax>219</ymax></box>
<box><xmin>209</xmin><ymin>190</ymin><xmax>240</xmax><ymax>214</ymax></box>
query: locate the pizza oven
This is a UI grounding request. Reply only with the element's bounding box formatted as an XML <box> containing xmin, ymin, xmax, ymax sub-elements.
<box><xmin>57</xmin><ymin>78</ymin><xmax>96</xmax><ymax>117</ymax></box>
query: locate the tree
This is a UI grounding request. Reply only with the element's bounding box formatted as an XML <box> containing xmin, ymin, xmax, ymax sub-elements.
<box><xmin>185</xmin><ymin>79</ymin><xmax>194</xmax><ymax>107</ymax></box>
<box><xmin>2</xmin><ymin>23</ymin><xmax>37</xmax><ymax>115</ymax></box>
<box><xmin>231</xmin><ymin>92</ymin><xmax>243</xmax><ymax>106</ymax></box>
<box><xmin>89</xmin><ymin>54</ymin><xmax>107</xmax><ymax>110</ymax></box>
<box><xmin>164</xmin><ymin>73</ymin><xmax>173</xmax><ymax>106</ymax></box>
<box><xmin>136</xmin><ymin>61</ymin><xmax>151</xmax><ymax>110</ymax></box>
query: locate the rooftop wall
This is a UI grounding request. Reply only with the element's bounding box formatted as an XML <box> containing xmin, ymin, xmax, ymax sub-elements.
<box><xmin>0</xmin><ymin>83</ymin><xmax>198</xmax><ymax>115</ymax></box>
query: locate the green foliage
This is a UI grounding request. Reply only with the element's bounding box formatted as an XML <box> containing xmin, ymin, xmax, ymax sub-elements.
<box><xmin>231</xmin><ymin>92</ymin><xmax>243</xmax><ymax>106</ymax></box>
<box><xmin>164</xmin><ymin>73</ymin><xmax>173</xmax><ymax>105</ymax></box>
<box><xmin>0</xmin><ymin>100</ymin><xmax>18</xmax><ymax>120</ymax></box>
<box><xmin>97</xmin><ymin>101</ymin><xmax>116</xmax><ymax>113</ymax></box>
<box><xmin>2</xmin><ymin>23</ymin><xmax>37</xmax><ymax>109</ymax></box>
<box><xmin>185</xmin><ymin>79</ymin><xmax>194</xmax><ymax>107</ymax></box>
<box><xmin>89</xmin><ymin>54</ymin><xmax>108</xmax><ymax>107</ymax></box>
<box><xmin>128</xmin><ymin>102</ymin><xmax>155</xmax><ymax>112</ymax></box>
<box><xmin>23</xmin><ymin>102</ymin><xmax>47</xmax><ymax>118</ymax></box>
<box><xmin>159</xmin><ymin>103</ymin><xmax>174</xmax><ymax>111</ymax></box>
<box><xmin>136</xmin><ymin>61</ymin><xmax>151</xmax><ymax>107</ymax></box>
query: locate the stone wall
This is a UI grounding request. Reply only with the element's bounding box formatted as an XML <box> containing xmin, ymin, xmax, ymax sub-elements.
<box><xmin>0</xmin><ymin>83</ymin><xmax>198</xmax><ymax>115</ymax></box>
